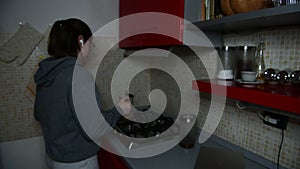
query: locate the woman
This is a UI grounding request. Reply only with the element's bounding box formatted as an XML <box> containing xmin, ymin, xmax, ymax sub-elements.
<box><xmin>34</xmin><ymin>18</ymin><xmax>130</xmax><ymax>169</ymax></box>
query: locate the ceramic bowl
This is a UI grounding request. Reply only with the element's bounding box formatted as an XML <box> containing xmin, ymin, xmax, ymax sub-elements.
<box><xmin>229</xmin><ymin>0</ymin><xmax>268</xmax><ymax>14</ymax></box>
<box><xmin>217</xmin><ymin>69</ymin><xmax>234</xmax><ymax>80</ymax></box>
<box><xmin>241</xmin><ymin>71</ymin><xmax>257</xmax><ymax>82</ymax></box>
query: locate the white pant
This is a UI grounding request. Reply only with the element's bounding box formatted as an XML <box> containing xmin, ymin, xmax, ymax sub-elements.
<box><xmin>46</xmin><ymin>155</ymin><xmax>99</xmax><ymax>169</ymax></box>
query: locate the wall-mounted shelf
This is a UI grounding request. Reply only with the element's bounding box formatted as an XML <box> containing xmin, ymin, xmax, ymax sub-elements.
<box><xmin>191</xmin><ymin>5</ymin><xmax>300</xmax><ymax>116</ymax></box>
<box><xmin>192</xmin><ymin>80</ymin><xmax>300</xmax><ymax>116</ymax></box>
<box><xmin>192</xmin><ymin>4</ymin><xmax>300</xmax><ymax>32</ymax></box>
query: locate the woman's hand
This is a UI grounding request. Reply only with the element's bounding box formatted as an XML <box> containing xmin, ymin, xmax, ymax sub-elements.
<box><xmin>117</xmin><ymin>96</ymin><xmax>131</xmax><ymax>116</ymax></box>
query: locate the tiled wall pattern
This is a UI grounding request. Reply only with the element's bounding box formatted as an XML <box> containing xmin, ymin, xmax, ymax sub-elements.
<box><xmin>223</xmin><ymin>25</ymin><xmax>300</xmax><ymax>70</ymax></box>
<box><xmin>95</xmin><ymin>44</ymin><xmax>151</xmax><ymax>110</ymax></box>
<box><xmin>156</xmin><ymin>25</ymin><xmax>300</xmax><ymax>169</ymax></box>
<box><xmin>0</xmin><ymin>34</ymin><xmax>151</xmax><ymax>142</ymax></box>
<box><xmin>1</xmin><ymin>24</ymin><xmax>299</xmax><ymax>168</ymax></box>
<box><xmin>0</xmin><ymin>33</ymin><xmax>42</xmax><ymax>142</ymax></box>
<box><xmin>212</xmin><ymin>99</ymin><xmax>300</xmax><ymax>169</ymax></box>
<box><xmin>218</xmin><ymin>25</ymin><xmax>300</xmax><ymax>168</ymax></box>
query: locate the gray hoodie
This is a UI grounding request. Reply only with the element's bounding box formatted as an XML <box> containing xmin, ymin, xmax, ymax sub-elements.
<box><xmin>34</xmin><ymin>56</ymin><xmax>120</xmax><ymax>162</ymax></box>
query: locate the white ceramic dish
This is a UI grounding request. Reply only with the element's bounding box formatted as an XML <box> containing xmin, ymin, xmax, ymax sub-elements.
<box><xmin>236</xmin><ymin>79</ymin><xmax>264</xmax><ymax>84</ymax></box>
<box><xmin>217</xmin><ymin>70</ymin><xmax>234</xmax><ymax>80</ymax></box>
<box><xmin>240</xmin><ymin>71</ymin><xmax>257</xmax><ymax>82</ymax></box>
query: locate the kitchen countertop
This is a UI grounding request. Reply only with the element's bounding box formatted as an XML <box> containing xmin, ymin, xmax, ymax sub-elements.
<box><xmin>107</xmin><ymin>109</ymin><xmax>286</xmax><ymax>169</ymax></box>
<box><xmin>123</xmin><ymin>137</ymin><xmax>269</xmax><ymax>169</ymax></box>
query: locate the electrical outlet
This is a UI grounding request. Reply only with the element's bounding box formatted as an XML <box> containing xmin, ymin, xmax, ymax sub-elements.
<box><xmin>262</xmin><ymin>111</ymin><xmax>288</xmax><ymax>130</ymax></box>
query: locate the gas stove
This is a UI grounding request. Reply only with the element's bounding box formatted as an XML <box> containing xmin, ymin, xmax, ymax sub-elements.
<box><xmin>114</xmin><ymin>106</ymin><xmax>177</xmax><ymax>138</ymax></box>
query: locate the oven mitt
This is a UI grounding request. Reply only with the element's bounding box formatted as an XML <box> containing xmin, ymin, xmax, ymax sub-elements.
<box><xmin>0</xmin><ymin>23</ymin><xmax>43</xmax><ymax>66</ymax></box>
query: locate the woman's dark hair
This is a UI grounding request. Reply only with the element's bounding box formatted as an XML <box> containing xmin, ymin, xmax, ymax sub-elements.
<box><xmin>48</xmin><ymin>18</ymin><xmax>92</xmax><ymax>57</ymax></box>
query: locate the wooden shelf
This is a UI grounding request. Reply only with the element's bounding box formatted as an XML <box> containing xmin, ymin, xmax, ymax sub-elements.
<box><xmin>193</xmin><ymin>4</ymin><xmax>300</xmax><ymax>32</ymax></box>
<box><xmin>192</xmin><ymin>80</ymin><xmax>300</xmax><ymax>116</ymax></box>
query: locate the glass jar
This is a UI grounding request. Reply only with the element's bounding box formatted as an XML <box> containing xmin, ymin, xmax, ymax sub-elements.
<box><xmin>179</xmin><ymin>114</ymin><xmax>197</xmax><ymax>149</ymax></box>
<box><xmin>255</xmin><ymin>34</ymin><xmax>266</xmax><ymax>82</ymax></box>
<box><xmin>235</xmin><ymin>46</ymin><xmax>257</xmax><ymax>80</ymax></box>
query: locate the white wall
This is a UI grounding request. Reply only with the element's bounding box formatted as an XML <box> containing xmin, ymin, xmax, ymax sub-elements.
<box><xmin>0</xmin><ymin>137</ymin><xmax>48</xmax><ymax>169</ymax></box>
<box><xmin>0</xmin><ymin>0</ymin><xmax>119</xmax><ymax>33</ymax></box>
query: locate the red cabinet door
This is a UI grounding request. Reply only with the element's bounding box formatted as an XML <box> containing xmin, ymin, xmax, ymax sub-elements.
<box><xmin>98</xmin><ymin>149</ymin><xmax>129</xmax><ymax>169</ymax></box>
<box><xmin>119</xmin><ymin>0</ymin><xmax>185</xmax><ymax>48</ymax></box>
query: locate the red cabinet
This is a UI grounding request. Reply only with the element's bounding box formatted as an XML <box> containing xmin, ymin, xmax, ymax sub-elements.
<box><xmin>98</xmin><ymin>149</ymin><xmax>129</xmax><ymax>169</ymax></box>
<box><xmin>119</xmin><ymin>0</ymin><xmax>185</xmax><ymax>48</ymax></box>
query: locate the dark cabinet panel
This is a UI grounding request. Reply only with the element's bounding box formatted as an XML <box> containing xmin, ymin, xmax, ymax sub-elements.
<box><xmin>98</xmin><ymin>149</ymin><xmax>129</xmax><ymax>169</ymax></box>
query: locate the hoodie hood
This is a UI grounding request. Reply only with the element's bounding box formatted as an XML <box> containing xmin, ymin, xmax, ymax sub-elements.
<box><xmin>34</xmin><ymin>56</ymin><xmax>76</xmax><ymax>86</ymax></box>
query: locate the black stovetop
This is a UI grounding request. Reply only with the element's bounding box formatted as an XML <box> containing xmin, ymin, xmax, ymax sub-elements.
<box><xmin>115</xmin><ymin>107</ymin><xmax>175</xmax><ymax>138</ymax></box>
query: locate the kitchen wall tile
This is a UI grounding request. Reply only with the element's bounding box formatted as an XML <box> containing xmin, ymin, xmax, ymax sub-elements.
<box><xmin>0</xmin><ymin>33</ymin><xmax>42</xmax><ymax>142</ymax></box>
<box><xmin>212</xmin><ymin>26</ymin><xmax>299</xmax><ymax>169</ymax></box>
<box><xmin>224</xmin><ymin>25</ymin><xmax>300</xmax><ymax>70</ymax></box>
<box><xmin>1</xmin><ymin>24</ymin><xmax>299</xmax><ymax>169</ymax></box>
<box><xmin>0</xmin><ymin>34</ymin><xmax>151</xmax><ymax>142</ymax></box>
<box><xmin>150</xmin><ymin>25</ymin><xmax>300</xmax><ymax>169</ymax></box>
<box><xmin>95</xmin><ymin>45</ymin><xmax>151</xmax><ymax>110</ymax></box>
